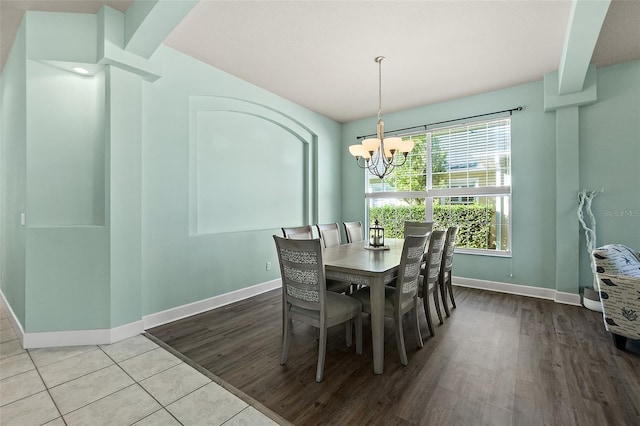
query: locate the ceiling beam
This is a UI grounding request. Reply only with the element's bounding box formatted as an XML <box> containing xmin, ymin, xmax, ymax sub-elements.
<box><xmin>558</xmin><ymin>0</ymin><xmax>611</xmax><ymax>95</ymax></box>
<box><xmin>124</xmin><ymin>0</ymin><xmax>198</xmax><ymax>59</ymax></box>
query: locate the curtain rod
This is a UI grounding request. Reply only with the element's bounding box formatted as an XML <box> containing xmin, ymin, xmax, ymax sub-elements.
<box><xmin>356</xmin><ymin>106</ymin><xmax>523</xmax><ymax>140</ymax></box>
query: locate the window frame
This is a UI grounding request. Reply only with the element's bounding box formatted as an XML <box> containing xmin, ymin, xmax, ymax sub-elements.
<box><xmin>364</xmin><ymin>117</ymin><xmax>512</xmax><ymax>257</ymax></box>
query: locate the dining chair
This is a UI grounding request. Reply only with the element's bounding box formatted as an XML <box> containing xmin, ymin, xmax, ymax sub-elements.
<box><xmin>315</xmin><ymin>223</ymin><xmax>353</xmax><ymax>294</ymax></box>
<box><xmin>403</xmin><ymin>221</ymin><xmax>433</xmax><ymax>238</ymax></box>
<box><xmin>439</xmin><ymin>226</ymin><xmax>459</xmax><ymax>317</ymax></box>
<box><xmin>343</xmin><ymin>221</ymin><xmax>364</xmax><ymax>243</ymax></box>
<box><xmin>350</xmin><ymin>234</ymin><xmax>429</xmax><ymax>366</ymax></box>
<box><xmin>282</xmin><ymin>225</ymin><xmax>314</xmax><ymax>239</ymax></box>
<box><xmin>404</xmin><ymin>221</ymin><xmax>432</xmax><ymax>269</ymax></box>
<box><xmin>419</xmin><ymin>230</ymin><xmax>447</xmax><ymax>337</ymax></box>
<box><xmin>273</xmin><ymin>235</ymin><xmax>363</xmax><ymax>382</ymax></box>
<box><xmin>316</xmin><ymin>223</ymin><xmax>342</xmax><ymax>248</ymax></box>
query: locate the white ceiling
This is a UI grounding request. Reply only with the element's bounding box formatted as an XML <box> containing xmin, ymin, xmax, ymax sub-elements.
<box><xmin>2</xmin><ymin>0</ymin><xmax>639</xmax><ymax>123</ymax></box>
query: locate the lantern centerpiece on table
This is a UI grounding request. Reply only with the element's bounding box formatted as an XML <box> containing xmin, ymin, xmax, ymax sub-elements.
<box><xmin>369</xmin><ymin>219</ymin><xmax>385</xmax><ymax>248</ymax></box>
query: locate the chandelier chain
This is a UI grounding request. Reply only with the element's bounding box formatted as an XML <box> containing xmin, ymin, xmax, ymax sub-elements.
<box><xmin>378</xmin><ymin>58</ymin><xmax>382</xmax><ymax>121</ymax></box>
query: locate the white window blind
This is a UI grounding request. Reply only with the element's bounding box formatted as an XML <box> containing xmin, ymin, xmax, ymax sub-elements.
<box><xmin>430</xmin><ymin>119</ymin><xmax>511</xmax><ymax>191</ymax></box>
<box><xmin>365</xmin><ymin>116</ymin><xmax>512</xmax><ymax>255</ymax></box>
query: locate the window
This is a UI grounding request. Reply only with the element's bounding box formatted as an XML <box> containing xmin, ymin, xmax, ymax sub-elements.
<box><xmin>365</xmin><ymin>117</ymin><xmax>511</xmax><ymax>255</ymax></box>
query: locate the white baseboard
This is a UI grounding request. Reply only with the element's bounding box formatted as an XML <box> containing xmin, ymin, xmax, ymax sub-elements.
<box><xmin>554</xmin><ymin>291</ymin><xmax>582</xmax><ymax>306</ymax></box>
<box><xmin>142</xmin><ymin>279</ymin><xmax>281</xmax><ymax>329</ymax></box>
<box><xmin>453</xmin><ymin>276</ymin><xmax>582</xmax><ymax>306</ymax></box>
<box><xmin>4</xmin><ymin>275</ymin><xmax>583</xmax><ymax>349</ymax></box>
<box><xmin>21</xmin><ymin>321</ymin><xmax>145</xmax><ymax>349</ymax></box>
<box><xmin>0</xmin><ymin>279</ymin><xmax>281</xmax><ymax>349</ymax></box>
<box><xmin>0</xmin><ymin>289</ymin><xmax>25</xmax><ymax>343</ymax></box>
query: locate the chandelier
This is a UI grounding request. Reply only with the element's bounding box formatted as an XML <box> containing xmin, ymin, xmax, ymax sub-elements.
<box><xmin>348</xmin><ymin>56</ymin><xmax>414</xmax><ymax>179</ymax></box>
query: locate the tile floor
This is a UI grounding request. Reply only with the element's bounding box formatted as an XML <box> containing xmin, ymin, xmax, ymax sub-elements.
<box><xmin>0</xmin><ymin>303</ymin><xmax>285</xmax><ymax>425</ymax></box>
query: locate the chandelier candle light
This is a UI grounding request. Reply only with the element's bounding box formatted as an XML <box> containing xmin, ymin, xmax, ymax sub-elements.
<box><xmin>349</xmin><ymin>56</ymin><xmax>415</xmax><ymax>179</ymax></box>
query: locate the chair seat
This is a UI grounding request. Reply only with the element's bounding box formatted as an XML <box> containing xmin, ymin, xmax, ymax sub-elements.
<box><xmin>291</xmin><ymin>292</ymin><xmax>362</xmax><ymax>326</ymax></box>
<box><xmin>350</xmin><ymin>286</ymin><xmax>414</xmax><ymax>317</ymax></box>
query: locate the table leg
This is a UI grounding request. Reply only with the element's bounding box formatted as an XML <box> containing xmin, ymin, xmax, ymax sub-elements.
<box><xmin>369</xmin><ymin>275</ymin><xmax>385</xmax><ymax>374</ymax></box>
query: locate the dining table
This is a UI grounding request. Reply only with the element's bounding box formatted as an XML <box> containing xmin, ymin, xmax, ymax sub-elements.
<box><xmin>322</xmin><ymin>238</ymin><xmax>404</xmax><ymax>374</ymax></box>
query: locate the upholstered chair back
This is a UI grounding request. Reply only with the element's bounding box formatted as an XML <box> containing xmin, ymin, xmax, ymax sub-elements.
<box><xmin>282</xmin><ymin>225</ymin><xmax>313</xmax><ymax>240</ymax></box>
<box><xmin>592</xmin><ymin>244</ymin><xmax>640</xmax><ymax>346</ymax></box>
<box><xmin>343</xmin><ymin>221</ymin><xmax>364</xmax><ymax>243</ymax></box>
<box><xmin>394</xmin><ymin>235</ymin><xmax>430</xmax><ymax>309</ymax></box>
<box><xmin>316</xmin><ymin>223</ymin><xmax>341</xmax><ymax>248</ymax></box>
<box><xmin>274</xmin><ymin>236</ymin><xmax>325</xmax><ymax>313</ymax></box>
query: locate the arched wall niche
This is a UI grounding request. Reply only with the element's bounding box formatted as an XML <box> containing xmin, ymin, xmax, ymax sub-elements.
<box><xmin>188</xmin><ymin>96</ymin><xmax>317</xmax><ymax>235</ymax></box>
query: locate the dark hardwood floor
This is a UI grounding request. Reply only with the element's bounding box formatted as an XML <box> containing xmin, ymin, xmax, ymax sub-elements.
<box><xmin>147</xmin><ymin>286</ymin><xmax>640</xmax><ymax>425</ymax></box>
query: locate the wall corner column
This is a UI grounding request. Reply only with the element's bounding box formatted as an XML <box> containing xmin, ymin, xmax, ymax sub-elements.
<box><xmin>544</xmin><ymin>66</ymin><xmax>598</xmax><ymax>297</ymax></box>
<box><xmin>554</xmin><ymin>106</ymin><xmax>580</xmax><ymax>295</ymax></box>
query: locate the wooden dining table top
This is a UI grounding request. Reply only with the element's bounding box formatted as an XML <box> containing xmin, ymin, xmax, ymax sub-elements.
<box><xmin>322</xmin><ymin>238</ymin><xmax>404</xmax><ymax>276</ymax></box>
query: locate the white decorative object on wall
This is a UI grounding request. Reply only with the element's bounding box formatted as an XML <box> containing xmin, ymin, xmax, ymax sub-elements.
<box><xmin>577</xmin><ymin>188</ymin><xmax>602</xmax><ymax>312</ymax></box>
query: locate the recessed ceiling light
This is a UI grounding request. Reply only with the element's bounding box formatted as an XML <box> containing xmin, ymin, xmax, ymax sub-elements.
<box><xmin>72</xmin><ymin>67</ymin><xmax>89</xmax><ymax>75</ymax></box>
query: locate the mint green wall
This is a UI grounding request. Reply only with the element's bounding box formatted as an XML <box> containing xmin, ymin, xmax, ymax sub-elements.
<box><xmin>124</xmin><ymin>0</ymin><xmax>158</xmax><ymax>48</ymax></box>
<box><xmin>342</xmin><ymin>60</ymin><xmax>640</xmax><ymax>293</ymax></box>
<box><xmin>24</xmin><ymin>58</ymin><xmax>111</xmax><ymax>331</ymax></box>
<box><xmin>141</xmin><ymin>46</ymin><xmax>342</xmax><ymax>315</ymax></box>
<box><xmin>27</xmin><ymin>12</ymin><xmax>97</xmax><ymax>64</ymax></box>
<box><xmin>555</xmin><ymin>106</ymin><xmax>580</xmax><ymax>294</ymax></box>
<box><xmin>26</xmin><ymin>228</ymin><xmax>109</xmax><ymax>331</ymax></box>
<box><xmin>194</xmin><ymin>112</ymin><xmax>305</xmax><ymax>234</ymax></box>
<box><xmin>106</xmin><ymin>66</ymin><xmax>143</xmax><ymax>327</ymax></box>
<box><xmin>22</xmin><ymin>13</ymin><xmax>111</xmax><ymax>332</ymax></box>
<box><xmin>578</xmin><ymin>60</ymin><xmax>640</xmax><ymax>289</ymax></box>
<box><xmin>27</xmin><ymin>61</ymin><xmax>106</xmax><ymax>227</ymax></box>
<box><xmin>0</xmin><ymin>19</ymin><xmax>27</xmax><ymax>326</ymax></box>
<box><xmin>1</xmin><ymin>10</ymin><xmax>149</xmax><ymax>332</ymax></box>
